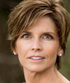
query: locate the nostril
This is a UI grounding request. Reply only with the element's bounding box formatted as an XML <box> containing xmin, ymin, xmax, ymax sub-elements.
<box><xmin>37</xmin><ymin>48</ymin><xmax>40</xmax><ymax>50</ymax></box>
<box><xmin>31</xmin><ymin>46</ymin><xmax>42</xmax><ymax>51</ymax></box>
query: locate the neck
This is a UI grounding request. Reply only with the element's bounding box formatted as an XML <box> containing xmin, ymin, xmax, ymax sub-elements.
<box><xmin>23</xmin><ymin>66</ymin><xmax>59</xmax><ymax>83</ymax></box>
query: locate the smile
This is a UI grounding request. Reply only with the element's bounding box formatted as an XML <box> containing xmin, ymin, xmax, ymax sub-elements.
<box><xmin>28</xmin><ymin>56</ymin><xmax>45</xmax><ymax>61</ymax></box>
<box><xmin>31</xmin><ymin>57</ymin><xmax>44</xmax><ymax>60</ymax></box>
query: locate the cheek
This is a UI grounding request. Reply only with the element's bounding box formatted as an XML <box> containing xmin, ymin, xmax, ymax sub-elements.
<box><xmin>15</xmin><ymin>41</ymin><xmax>31</xmax><ymax>62</ymax></box>
<box><xmin>44</xmin><ymin>40</ymin><xmax>59</xmax><ymax>53</ymax></box>
<box><xmin>44</xmin><ymin>42</ymin><xmax>59</xmax><ymax>59</ymax></box>
<box><xmin>16</xmin><ymin>43</ymin><xmax>27</xmax><ymax>66</ymax></box>
<box><xmin>16</xmin><ymin>40</ymin><xmax>30</xmax><ymax>54</ymax></box>
<box><xmin>43</xmin><ymin>46</ymin><xmax>58</xmax><ymax>66</ymax></box>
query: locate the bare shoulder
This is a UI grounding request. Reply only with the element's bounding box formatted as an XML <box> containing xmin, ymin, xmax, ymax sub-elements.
<box><xmin>56</xmin><ymin>70</ymin><xmax>69</xmax><ymax>83</ymax></box>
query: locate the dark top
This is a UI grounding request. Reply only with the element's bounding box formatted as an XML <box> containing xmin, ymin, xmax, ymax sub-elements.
<box><xmin>23</xmin><ymin>81</ymin><xmax>70</xmax><ymax>83</ymax></box>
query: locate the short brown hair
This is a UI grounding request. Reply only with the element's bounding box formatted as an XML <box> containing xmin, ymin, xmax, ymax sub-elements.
<box><xmin>8</xmin><ymin>0</ymin><xmax>70</xmax><ymax>70</ymax></box>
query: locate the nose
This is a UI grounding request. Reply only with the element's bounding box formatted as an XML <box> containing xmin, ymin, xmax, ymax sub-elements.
<box><xmin>31</xmin><ymin>38</ymin><xmax>42</xmax><ymax>51</ymax></box>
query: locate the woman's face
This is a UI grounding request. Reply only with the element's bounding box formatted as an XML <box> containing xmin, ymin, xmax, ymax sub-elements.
<box><xmin>13</xmin><ymin>16</ymin><xmax>63</xmax><ymax>72</ymax></box>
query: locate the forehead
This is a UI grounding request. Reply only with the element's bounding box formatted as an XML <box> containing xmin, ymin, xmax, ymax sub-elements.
<box><xmin>18</xmin><ymin>16</ymin><xmax>58</xmax><ymax>38</ymax></box>
<box><xmin>26</xmin><ymin>16</ymin><xmax>57</xmax><ymax>33</ymax></box>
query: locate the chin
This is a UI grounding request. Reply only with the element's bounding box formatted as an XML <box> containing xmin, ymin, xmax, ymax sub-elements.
<box><xmin>24</xmin><ymin>65</ymin><xmax>47</xmax><ymax>73</ymax></box>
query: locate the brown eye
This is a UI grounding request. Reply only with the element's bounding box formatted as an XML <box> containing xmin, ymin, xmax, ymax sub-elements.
<box><xmin>21</xmin><ymin>34</ymin><xmax>31</xmax><ymax>39</ymax></box>
<box><xmin>42</xmin><ymin>35</ymin><xmax>53</xmax><ymax>39</ymax></box>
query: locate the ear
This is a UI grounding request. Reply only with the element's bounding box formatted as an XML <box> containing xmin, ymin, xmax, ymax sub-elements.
<box><xmin>12</xmin><ymin>47</ymin><xmax>17</xmax><ymax>55</ymax></box>
<box><xmin>57</xmin><ymin>47</ymin><xmax>64</xmax><ymax>56</ymax></box>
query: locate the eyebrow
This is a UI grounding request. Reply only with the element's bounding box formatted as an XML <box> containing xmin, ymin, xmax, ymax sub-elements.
<box><xmin>23</xmin><ymin>31</ymin><xmax>32</xmax><ymax>34</ymax></box>
<box><xmin>23</xmin><ymin>31</ymin><xmax>57</xmax><ymax>36</ymax></box>
<box><xmin>42</xmin><ymin>32</ymin><xmax>56</xmax><ymax>36</ymax></box>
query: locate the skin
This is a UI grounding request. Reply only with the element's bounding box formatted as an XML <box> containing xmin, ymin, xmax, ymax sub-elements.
<box><xmin>13</xmin><ymin>16</ymin><xmax>69</xmax><ymax>83</ymax></box>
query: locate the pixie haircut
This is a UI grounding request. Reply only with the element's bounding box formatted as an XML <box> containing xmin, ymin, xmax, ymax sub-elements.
<box><xmin>8</xmin><ymin>0</ymin><xmax>70</xmax><ymax>70</ymax></box>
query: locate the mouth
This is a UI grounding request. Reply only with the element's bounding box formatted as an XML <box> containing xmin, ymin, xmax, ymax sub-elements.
<box><xmin>29</xmin><ymin>57</ymin><xmax>45</xmax><ymax>60</ymax></box>
<box><xmin>28</xmin><ymin>56</ymin><xmax>45</xmax><ymax>62</ymax></box>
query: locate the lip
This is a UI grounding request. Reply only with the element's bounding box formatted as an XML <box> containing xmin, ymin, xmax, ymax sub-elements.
<box><xmin>28</xmin><ymin>55</ymin><xmax>45</xmax><ymax>62</ymax></box>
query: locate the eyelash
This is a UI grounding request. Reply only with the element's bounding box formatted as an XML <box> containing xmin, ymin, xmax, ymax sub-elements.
<box><xmin>21</xmin><ymin>33</ymin><xmax>53</xmax><ymax>40</ymax></box>
<box><xmin>21</xmin><ymin>34</ymin><xmax>31</xmax><ymax>38</ymax></box>
<box><xmin>42</xmin><ymin>34</ymin><xmax>53</xmax><ymax>39</ymax></box>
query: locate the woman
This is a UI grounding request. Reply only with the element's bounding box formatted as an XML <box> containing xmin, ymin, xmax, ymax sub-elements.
<box><xmin>8</xmin><ymin>0</ymin><xmax>70</xmax><ymax>83</ymax></box>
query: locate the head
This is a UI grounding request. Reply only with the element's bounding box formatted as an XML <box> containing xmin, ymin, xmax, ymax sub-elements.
<box><xmin>8</xmin><ymin>0</ymin><xmax>70</xmax><ymax>70</ymax></box>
